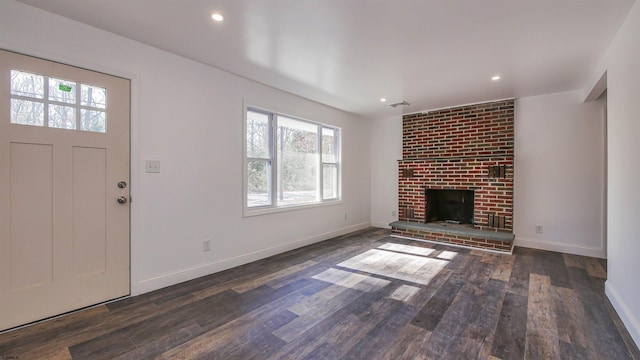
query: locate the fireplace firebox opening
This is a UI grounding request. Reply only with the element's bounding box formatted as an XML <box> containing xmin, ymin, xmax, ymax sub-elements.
<box><xmin>425</xmin><ymin>189</ymin><xmax>474</xmax><ymax>225</ymax></box>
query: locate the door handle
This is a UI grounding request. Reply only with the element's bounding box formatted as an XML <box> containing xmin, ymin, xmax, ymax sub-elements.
<box><xmin>117</xmin><ymin>196</ymin><xmax>128</xmax><ymax>204</ymax></box>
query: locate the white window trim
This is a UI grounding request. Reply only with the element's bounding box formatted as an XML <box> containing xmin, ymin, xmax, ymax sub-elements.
<box><xmin>242</xmin><ymin>104</ymin><xmax>342</xmax><ymax>217</ymax></box>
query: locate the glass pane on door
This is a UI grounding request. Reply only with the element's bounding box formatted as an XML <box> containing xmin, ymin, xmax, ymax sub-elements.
<box><xmin>49</xmin><ymin>78</ymin><xmax>77</xmax><ymax>104</ymax></box>
<box><xmin>11</xmin><ymin>99</ymin><xmax>44</xmax><ymax>126</ymax></box>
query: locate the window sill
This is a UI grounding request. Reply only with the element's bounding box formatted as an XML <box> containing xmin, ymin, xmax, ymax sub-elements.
<box><xmin>243</xmin><ymin>199</ymin><xmax>343</xmax><ymax>218</ymax></box>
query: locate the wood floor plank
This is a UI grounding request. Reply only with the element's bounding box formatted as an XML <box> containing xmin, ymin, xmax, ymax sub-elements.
<box><xmin>160</xmin><ymin>291</ymin><xmax>304</xmax><ymax>359</ymax></box>
<box><xmin>266</xmin><ymin>288</ymin><xmax>394</xmax><ymax>359</ymax></box>
<box><xmin>525</xmin><ymin>273</ymin><xmax>560</xmax><ymax>360</ymax></box>
<box><xmin>311</xmin><ymin>267</ymin><xmax>353</xmax><ymax>284</ymax></box>
<box><xmin>197</xmin><ymin>278</ymin><xmax>314</xmax><ymax>331</ymax></box>
<box><xmin>507</xmin><ymin>247</ymin><xmax>536</xmax><ymax>296</ymax></box>
<box><xmin>411</xmin><ymin>279</ymin><xmax>464</xmax><ymax>331</ymax></box>
<box><xmin>451</xmin><ymin>278</ymin><xmax>507</xmax><ymax>359</ymax></box>
<box><xmin>491</xmin><ymin>291</ymin><xmax>528</xmax><ymax>360</ymax></box>
<box><xmin>299</xmin><ymin>314</ymin><xmax>367</xmax><ymax>360</ymax></box>
<box><xmin>273</xmin><ymin>284</ymin><xmax>364</xmax><ymax>342</ymax></box>
<box><xmin>481</xmin><ymin>252</ymin><xmax>515</xmax><ymax>282</ymax></box>
<box><xmin>1</xmin><ymin>228</ymin><xmax>639</xmax><ymax>360</ymax></box>
<box><xmin>11</xmin><ymin>345</ymin><xmax>73</xmax><ymax>360</ymax></box>
<box><xmin>288</xmin><ymin>282</ymin><xmax>356</xmax><ymax>316</ymax></box>
<box><xmin>338</xmin><ymin>248</ymin><xmax>449</xmax><ymax>286</ymax></box>
<box><xmin>405</xmin><ymin>267</ymin><xmax>453</xmax><ymax>307</ymax></box>
<box><xmin>598</xmin><ymin>258</ymin><xmax>607</xmax><ymax>270</ymax></box>
<box><xmin>584</xmin><ymin>257</ymin><xmax>607</xmax><ymax>279</ymax></box>
<box><xmin>71</xmin><ymin>278</ymin><xmax>310</xmax><ymax>359</ymax></box>
<box><xmin>1</xmin><ymin>300</ymin><xmax>164</xmax><ymax>357</ymax></box>
<box><xmin>559</xmin><ymin>339</ymin><xmax>589</xmax><ymax>360</ymax></box>
<box><xmin>398</xmin><ymin>255</ymin><xmax>432</xmax><ymax>274</ymax></box>
<box><xmin>162</xmin><ymin>291</ymin><xmax>304</xmax><ymax>359</ymax></box>
<box><xmin>567</xmin><ymin>266</ymin><xmax>635</xmax><ymax>359</ymax></box>
<box><xmin>563</xmin><ymin>253</ymin><xmax>586</xmax><ymax>269</ymax></box>
<box><xmin>409</xmin><ymin>253</ymin><xmax>479</xmax><ymax>332</ymax></box>
<box><xmin>378</xmin><ymin>324</ymin><xmax>432</xmax><ymax>360</ymax></box>
<box><xmin>310</xmin><ymin>231</ymin><xmax>391</xmax><ymax>265</ymax></box>
<box><xmin>161</xmin><ymin>321</ymin><xmax>288</xmax><ymax>360</ymax></box>
<box><xmin>153</xmin><ymin>262</ymin><xmax>325</xmax><ymax>310</ymax></box>
<box><xmin>231</xmin><ymin>260</ymin><xmax>317</xmax><ymax>293</ymax></box>
<box><xmin>552</xmin><ymin>286</ymin><xmax>596</xmax><ymax>358</ymax></box>
<box><xmin>68</xmin><ymin>290</ymin><xmax>240</xmax><ymax>359</ymax></box>
<box><xmin>0</xmin><ymin>304</ymin><xmax>109</xmax><ymax>353</ymax></box>
<box><xmin>522</xmin><ymin>248</ymin><xmax>571</xmax><ymax>289</ymax></box>
<box><xmin>311</xmin><ymin>267</ymin><xmax>391</xmax><ymax>293</ymax></box>
<box><xmin>421</xmin><ymin>258</ymin><xmax>493</xmax><ymax>359</ymax></box>
<box><xmin>378</xmin><ymin>242</ymin><xmax>437</xmax><ymax>257</ymax></box>
<box><xmin>340</xmin><ymin>298</ymin><xmax>417</xmax><ymax>360</ymax></box>
<box><xmin>113</xmin><ymin>324</ymin><xmax>205</xmax><ymax>360</ymax></box>
<box><xmin>538</xmin><ymin>250</ymin><xmax>573</xmax><ymax>288</ymax></box>
<box><xmin>605</xmin><ymin>297</ymin><xmax>640</xmax><ymax>360</ymax></box>
<box><xmin>442</xmin><ymin>246</ymin><xmax>472</xmax><ymax>271</ymax></box>
<box><xmin>389</xmin><ymin>284</ymin><xmax>421</xmax><ymax>303</ymax></box>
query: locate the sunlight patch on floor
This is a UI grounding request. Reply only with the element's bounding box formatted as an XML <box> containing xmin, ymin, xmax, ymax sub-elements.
<box><xmin>377</xmin><ymin>243</ymin><xmax>436</xmax><ymax>257</ymax></box>
<box><xmin>437</xmin><ymin>250</ymin><xmax>458</xmax><ymax>260</ymax></box>
<box><xmin>389</xmin><ymin>284</ymin><xmax>421</xmax><ymax>303</ymax></box>
<box><xmin>312</xmin><ymin>268</ymin><xmax>390</xmax><ymax>291</ymax></box>
<box><xmin>336</xmin><ymin>244</ymin><xmax>451</xmax><ymax>286</ymax></box>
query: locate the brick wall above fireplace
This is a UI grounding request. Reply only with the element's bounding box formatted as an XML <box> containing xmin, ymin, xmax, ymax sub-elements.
<box><xmin>392</xmin><ymin>99</ymin><xmax>515</xmax><ymax>252</ymax></box>
<box><xmin>402</xmin><ymin>100</ymin><xmax>514</xmax><ymax>160</ymax></box>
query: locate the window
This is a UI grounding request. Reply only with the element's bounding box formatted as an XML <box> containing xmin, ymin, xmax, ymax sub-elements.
<box><xmin>10</xmin><ymin>70</ymin><xmax>107</xmax><ymax>133</ymax></box>
<box><xmin>245</xmin><ymin>107</ymin><xmax>340</xmax><ymax>212</ymax></box>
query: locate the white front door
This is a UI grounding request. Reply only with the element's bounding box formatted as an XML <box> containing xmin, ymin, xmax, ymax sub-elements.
<box><xmin>0</xmin><ymin>50</ymin><xmax>130</xmax><ymax>331</ymax></box>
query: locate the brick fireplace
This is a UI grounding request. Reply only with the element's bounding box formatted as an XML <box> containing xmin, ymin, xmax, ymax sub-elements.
<box><xmin>390</xmin><ymin>99</ymin><xmax>515</xmax><ymax>253</ymax></box>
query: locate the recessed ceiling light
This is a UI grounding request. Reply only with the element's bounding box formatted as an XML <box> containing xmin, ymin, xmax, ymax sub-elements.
<box><xmin>380</xmin><ymin>98</ymin><xmax>387</xmax><ymax>102</ymax></box>
<box><xmin>492</xmin><ymin>75</ymin><xmax>501</xmax><ymax>81</ymax></box>
<box><xmin>211</xmin><ymin>13</ymin><xmax>224</xmax><ymax>22</ymax></box>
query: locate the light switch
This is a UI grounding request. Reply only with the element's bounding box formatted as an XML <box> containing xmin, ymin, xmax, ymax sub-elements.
<box><xmin>145</xmin><ymin>160</ymin><xmax>160</xmax><ymax>173</ymax></box>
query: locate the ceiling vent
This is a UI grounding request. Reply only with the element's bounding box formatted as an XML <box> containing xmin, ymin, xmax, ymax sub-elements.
<box><xmin>389</xmin><ymin>101</ymin><xmax>410</xmax><ymax>108</ymax></box>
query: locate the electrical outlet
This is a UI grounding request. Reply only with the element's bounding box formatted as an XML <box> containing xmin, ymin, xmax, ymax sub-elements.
<box><xmin>392</xmin><ymin>210</ymin><xmax>397</xmax><ymax>217</ymax></box>
<box><xmin>145</xmin><ymin>160</ymin><xmax>160</xmax><ymax>173</ymax></box>
<box><xmin>203</xmin><ymin>239</ymin><xmax>211</xmax><ymax>252</ymax></box>
<box><xmin>344</xmin><ymin>212</ymin><xmax>348</xmax><ymax>221</ymax></box>
<box><xmin>535</xmin><ymin>225</ymin><xmax>543</xmax><ymax>234</ymax></box>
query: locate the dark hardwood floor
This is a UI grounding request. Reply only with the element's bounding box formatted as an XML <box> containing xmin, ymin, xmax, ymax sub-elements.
<box><xmin>1</xmin><ymin>228</ymin><xmax>639</xmax><ymax>359</ymax></box>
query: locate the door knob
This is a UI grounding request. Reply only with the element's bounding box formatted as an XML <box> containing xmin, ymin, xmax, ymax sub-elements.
<box><xmin>117</xmin><ymin>196</ymin><xmax>128</xmax><ymax>204</ymax></box>
<box><xmin>118</xmin><ymin>181</ymin><xmax>127</xmax><ymax>189</ymax></box>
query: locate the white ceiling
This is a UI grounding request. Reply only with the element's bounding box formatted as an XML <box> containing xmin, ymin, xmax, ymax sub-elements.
<box><xmin>16</xmin><ymin>0</ymin><xmax>635</xmax><ymax>116</ymax></box>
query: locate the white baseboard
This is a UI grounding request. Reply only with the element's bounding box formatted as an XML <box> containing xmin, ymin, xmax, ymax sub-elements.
<box><xmin>605</xmin><ymin>280</ymin><xmax>640</xmax><ymax>349</ymax></box>
<box><xmin>137</xmin><ymin>221</ymin><xmax>371</xmax><ymax>294</ymax></box>
<box><xmin>514</xmin><ymin>237</ymin><xmax>605</xmax><ymax>258</ymax></box>
<box><xmin>371</xmin><ymin>221</ymin><xmax>392</xmax><ymax>229</ymax></box>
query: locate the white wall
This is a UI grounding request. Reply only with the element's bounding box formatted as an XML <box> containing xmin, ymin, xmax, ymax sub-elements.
<box><xmin>514</xmin><ymin>90</ymin><xmax>606</xmax><ymax>258</ymax></box>
<box><xmin>600</xmin><ymin>0</ymin><xmax>640</xmax><ymax>347</ymax></box>
<box><xmin>370</xmin><ymin>115</ymin><xmax>402</xmax><ymax>228</ymax></box>
<box><xmin>0</xmin><ymin>0</ymin><xmax>372</xmax><ymax>295</ymax></box>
